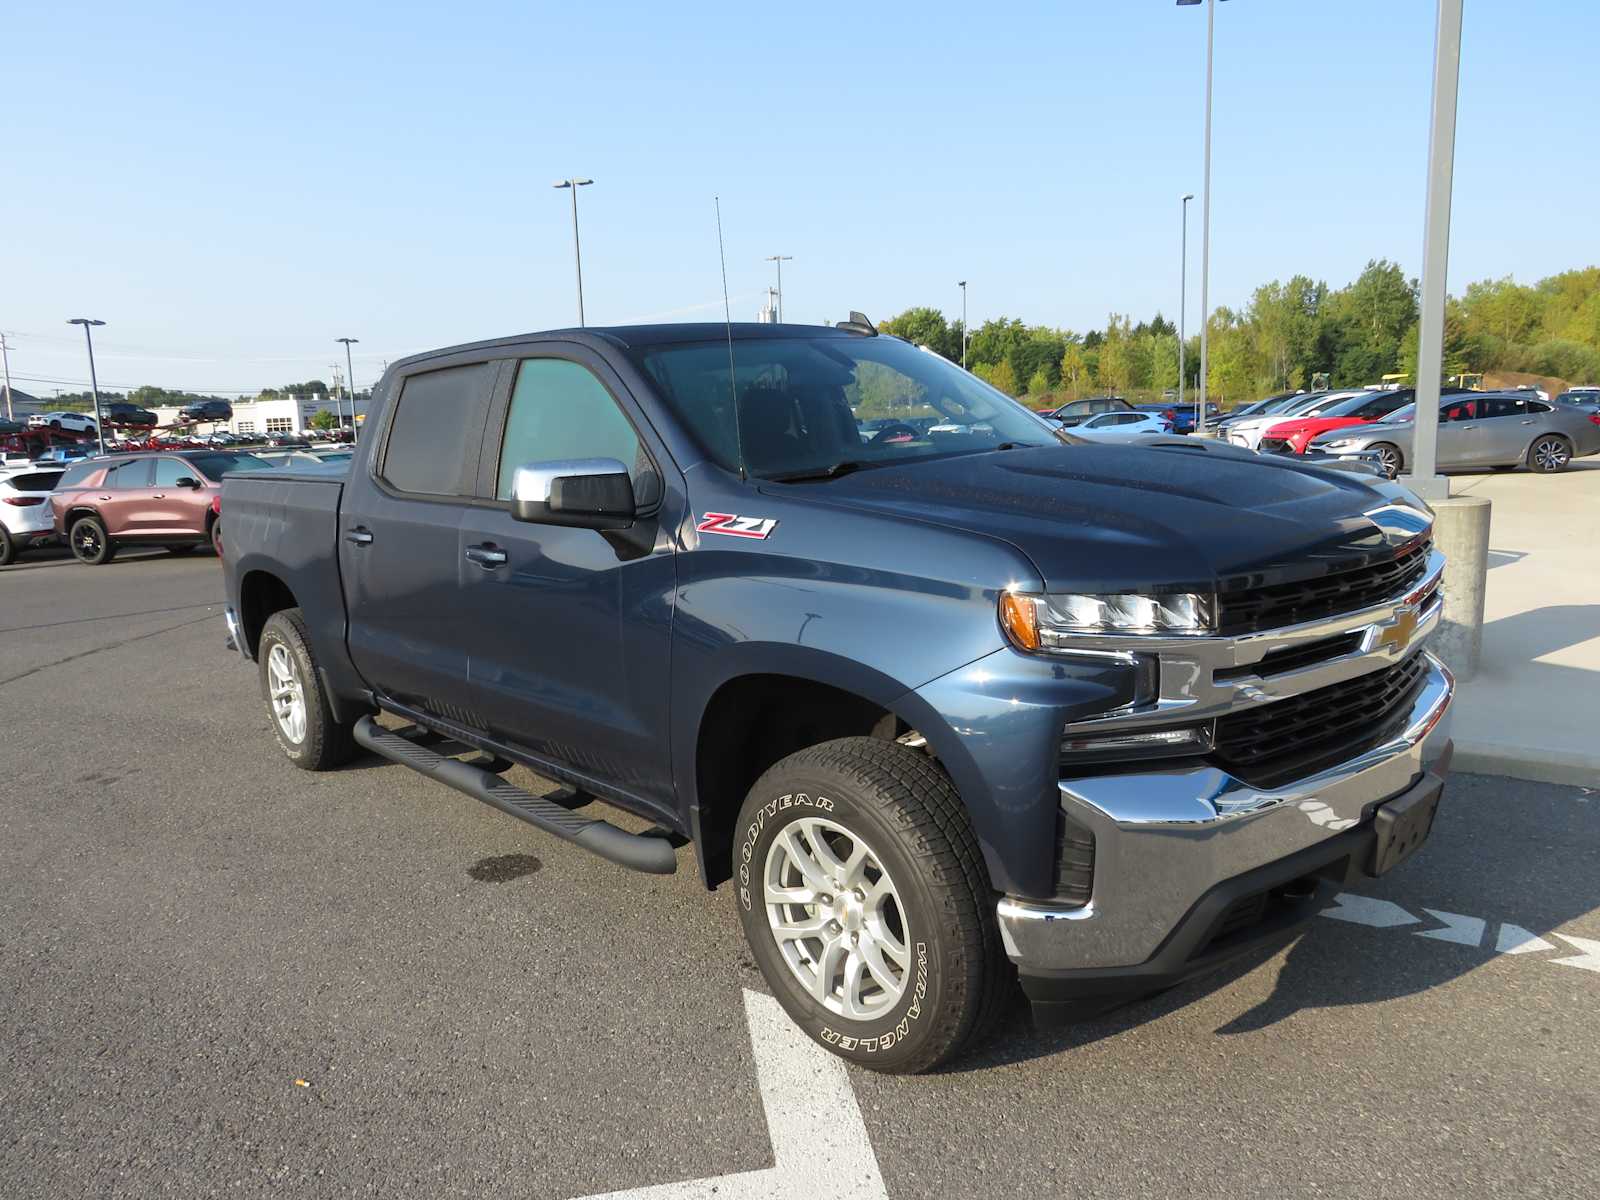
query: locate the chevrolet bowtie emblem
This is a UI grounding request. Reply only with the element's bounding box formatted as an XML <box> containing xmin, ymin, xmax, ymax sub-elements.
<box><xmin>1375</xmin><ymin>607</ymin><xmax>1420</xmax><ymax>654</ymax></box>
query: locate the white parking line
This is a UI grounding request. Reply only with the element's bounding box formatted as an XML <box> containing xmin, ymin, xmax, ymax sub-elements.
<box><xmin>1321</xmin><ymin>892</ymin><xmax>1600</xmax><ymax>976</ymax></box>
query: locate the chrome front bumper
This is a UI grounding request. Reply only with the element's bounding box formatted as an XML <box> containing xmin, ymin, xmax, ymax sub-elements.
<box><xmin>998</xmin><ymin>650</ymin><xmax>1454</xmax><ymax>971</ymax></box>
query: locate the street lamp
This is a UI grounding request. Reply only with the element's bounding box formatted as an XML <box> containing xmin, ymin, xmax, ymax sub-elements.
<box><xmin>1179</xmin><ymin>194</ymin><xmax>1194</xmax><ymax>413</ymax></box>
<box><xmin>958</xmin><ymin>281</ymin><xmax>968</xmax><ymax>370</ymax></box>
<box><xmin>765</xmin><ymin>255</ymin><xmax>793</xmax><ymax>322</ymax></box>
<box><xmin>1177</xmin><ymin>0</ymin><xmax>1228</xmax><ymax>435</ymax></box>
<box><xmin>336</xmin><ymin>337</ymin><xmax>359</xmax><ymax>441</ymax></box>
<box><xmin>552</xmin><ymin>178</ymin><xmax>594</xmax><ymax>326</ymax></box>
<box><xmin>67</xmin><ymin>318</ymin><xmax>107</xmax><ymax>455</ymax></box>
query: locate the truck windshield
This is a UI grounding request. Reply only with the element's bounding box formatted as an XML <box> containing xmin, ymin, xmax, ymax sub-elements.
<box><xmin>631</xmin><ymin>335</ymin><xmax>1061</xmax><ymax>479</ymax></box>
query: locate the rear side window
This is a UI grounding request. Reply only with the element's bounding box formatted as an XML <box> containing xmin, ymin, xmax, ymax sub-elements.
<box><xmin>55</xmin><ymin>461</ymin><xmax>99</xmax><ymax>488</ymax></box>
<box><xmin>381</xmin><ymin>364</ymin><xmax>490</xmax><ymax>496</ymax></box>
<box><xmin>9</xmin><ymin>471</ymin><xmax>64</xmax><ymax>492</ymax></box>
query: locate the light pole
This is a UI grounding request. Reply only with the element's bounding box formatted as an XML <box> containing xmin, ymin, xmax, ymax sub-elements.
<box><xmin>0</xmin><ymin>332</ymin><xmax>14</xmax><ymax>421</ymax></box>
<box><xmin>765</xmin><ymin>255</ymin><xmax>793</xmax><ymax>322</ymax></box>
<box><xmin>67</xmin><ymin>318</ymin><xmax>107</xmax><ymax>455</ymax></box>
<box><xmin>1179</xmin><ymin>194</ymin><xmax>1194</xmax><ymax>412</ymax></box>
<box><xmin>958</xmin><ymin>281</ymin><xmax>968</xmax><ymax>370</ymax></box>
<box><xmin>336</xmin><ymin>337</ymin><xmax>359</xmax><ymax>440</ymax></box>
<box><xmin>1178</xmin><ymin>0</ymin><xmax>1227</xmax><ymax>434</ymax></box>
<box><xmin>552</xmin><ymin>178</ymin><xmax>594</xmax><ymax>325</ymax></box>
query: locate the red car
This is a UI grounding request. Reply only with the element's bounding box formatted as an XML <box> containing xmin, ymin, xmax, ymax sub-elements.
<box><xmin>49</xmin><ymin>449</ymin><xmax>270</xmax><ymax>564</ymax></box>
<box><xmin>1258</xmin><ymin>389</ymin><xmax>1417</xmax><ymax>455</ymax></box>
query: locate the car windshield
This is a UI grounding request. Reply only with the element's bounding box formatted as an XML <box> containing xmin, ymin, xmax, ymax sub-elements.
<box><xmin>630</xmin><ymin>334</ymin><xmax>1060</xmax><ymax>479</ymax></box>
<box><xmin>185</xmin><ymin>452</ymin><xmax>273</xmax><ymax>480</ymax></box>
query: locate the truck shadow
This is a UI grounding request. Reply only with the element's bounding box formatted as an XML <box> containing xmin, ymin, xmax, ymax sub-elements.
<box><xmin>948</xmin><ymin>771</ymin><xmax>1599</xmax><ymax>1072</ymax></box>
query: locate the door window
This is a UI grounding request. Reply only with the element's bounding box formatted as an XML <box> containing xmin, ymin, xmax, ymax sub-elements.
<box><xmin>107</xmin><ymin>459</ymin><xmax>153</xmax><ymax>488</ymax></box>
<box><xmin>1441</xmin><ymin>399</ymin><xmax>1478</xmax><ymax>422</ymax></box>
<box><xmin>496</xmin><ymin>359</ymin><xmax>650</xmax><ymax>501</ymax></box>
<box><xmin>153</xmin><ymin>458</ymin><xmax>198</xmax><ymax>487</ymax></box>
<box><xmin>380</xmin><ymin>363</ymin><xmax>491</xmax><ymax>496</ymax></box>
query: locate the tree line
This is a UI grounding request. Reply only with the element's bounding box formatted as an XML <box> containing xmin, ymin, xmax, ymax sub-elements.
<box><xmin>880</xmin><ymin>261</ymin><xmax>1600</xmax><ymax>404</ymax></box>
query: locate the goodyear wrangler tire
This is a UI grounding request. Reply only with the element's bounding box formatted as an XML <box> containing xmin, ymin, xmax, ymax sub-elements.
<box><xmin>734</xmin><ymin>737</ymin><xmax>1009</xmax><ymax>1074</ymax></box>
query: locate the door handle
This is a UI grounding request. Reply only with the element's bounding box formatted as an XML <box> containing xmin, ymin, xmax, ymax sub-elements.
<box><xmin>98</xmin><ymin>495</ymin><xmax>112</xmax><ymax>501</ymax></box>
<box><xmin>345</xmin><ymin>528</ymin><xmax>374</xmax><ymax>546</ymax></box>
<box><xmin>464</xmin><ymin>544</ymin><xmax>507</xmax><ymax>567</ymax></box>
<box><xmin>1520</xmin><ymin>420</ymin><xmax>1535</xmax><ymax>425</ymax></box>
<box><xmin>152</xmin><ymin>493</ymin><xmax>166</xmax><ymax>499</ymax></box>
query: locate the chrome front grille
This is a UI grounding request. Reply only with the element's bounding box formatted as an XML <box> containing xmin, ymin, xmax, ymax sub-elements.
<box><xmin>1216</xmin><ymin>541</ymin><xmax>1432</xmax><ymax>635</ymax></box>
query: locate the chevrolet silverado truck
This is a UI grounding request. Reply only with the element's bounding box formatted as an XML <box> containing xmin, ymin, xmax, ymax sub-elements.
<box><xmin>220</xmin><ymin>319</ymin><xmax>1453</xmax><ymax>1074</ymax></box>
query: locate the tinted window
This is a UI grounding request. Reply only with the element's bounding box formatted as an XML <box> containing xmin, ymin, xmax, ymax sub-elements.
<box><xmin>381</xmin><ymin>364</ymin><xmax>489</xmax><ymax>496</ymax></box>
<box><xmin>153</xmin><ymin>458</ymin><xmax>198</xmax><ymax>487</ymax></box>
<box><xmin>1441</xmin><ymin>399</ymin><xmax>1478</xmax><ymax>422</ymax></box>
<box><xmin>7</xmin><ymin>471</ymin><xmax>63</xmax><ymax>492</ymax></box>
<box><xmin>186</xmin><ymin>452</ymin><xmax>272</xmax><ymax>480</ymax></box>
<box><xmin>497</xmin><ymin>360</ymin><xmax>647</xmax><ymax>500</ymax></box>
<box><xmin>55</xmin><ymin>461</ymin><xmax>99</xmax><ymax>489</ymax></box>
<box><xmin>107</xmin><ymin>459</ymin><xmax>153</xmax><ymax>488</ymax></box>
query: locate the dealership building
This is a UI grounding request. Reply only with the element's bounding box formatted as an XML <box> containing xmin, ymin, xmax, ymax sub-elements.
<box><xmin>149</xmin><ymin>394</ymin><xmax>369</xmax><ymax>436</ymax></box>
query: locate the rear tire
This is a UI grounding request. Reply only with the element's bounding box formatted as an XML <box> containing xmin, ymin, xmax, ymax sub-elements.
<box><xmin>69</xmin><ymin>516</ymin><xmax>116</xmax><ymax>565</ymax></box>
<box><xmin>258</xmin><ymin>608</ymin><xmax>356</xmax><ymax>771</ymax></box>
<box><xmin>0</xmin><ymin>528</ymin><xmax>15</xmax><ymax>567</ymax></box>
<box><xmin>734</xmin><ymin>737</ymin><xmax>1009</xmax><ymax>1074</ymax></box>
<box><xmin>1526</xmin><ymin>434</ymin><xmax>1572</xmax><ymax>473</ymax></box>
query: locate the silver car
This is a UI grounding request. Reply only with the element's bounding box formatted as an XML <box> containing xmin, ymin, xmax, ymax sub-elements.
<box><xmin>1308</xmin><ymin>391</ymin><xmax>1600</xmax><ymax>476</ymax></box>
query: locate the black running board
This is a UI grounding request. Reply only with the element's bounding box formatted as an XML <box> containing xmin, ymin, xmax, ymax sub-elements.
<box><xmin>353</xmin><ymin>716</ymin><xmax>677</xmax><ymax>875</ymax></box>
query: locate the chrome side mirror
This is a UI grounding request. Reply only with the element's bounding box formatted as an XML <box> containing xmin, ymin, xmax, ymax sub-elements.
<box><xmin>511</xmin><ymin>458</ymin><xmax>636</xmax><ymax>529</ymax></box>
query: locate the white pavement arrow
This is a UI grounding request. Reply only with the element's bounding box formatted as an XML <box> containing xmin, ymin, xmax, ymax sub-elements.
<box><xmin>1549</xmin><ymin>933</ymin><xmax>1600</xmax><ymax>974</ymax></box>
<box><xmin>1319</xmin><ymin>892</ymin><xmax>1420</xmax><ymax>929</ymax></box>
<box><xmin>1415</xmin><ymin>908</ymin><xmax>1487</xmax><ymax>947</ymax></box>
<box><xmin>579</xmin><ymin>990</ymin><xmax>888</xmax><ymax>1200</ymax></box>
<box><xmin>1494</xmin><ymin>923</ymin><xmax>1555</xmax><ymax>955</ymax></box>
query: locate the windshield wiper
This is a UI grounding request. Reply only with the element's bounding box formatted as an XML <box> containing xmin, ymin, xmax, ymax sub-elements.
<box><xmin>766</xmin><ymin>460</ymin><xmax>873</xmax><ymax>483</ymax></box>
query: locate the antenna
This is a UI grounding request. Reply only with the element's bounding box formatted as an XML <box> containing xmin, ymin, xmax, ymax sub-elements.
<box><xmin>715</xmin><ymin>196</ymin><xmax>746</xmax><ymax>480</ymax></box>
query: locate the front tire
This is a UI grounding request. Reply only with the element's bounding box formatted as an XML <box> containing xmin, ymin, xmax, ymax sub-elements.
<box><xmin>1527</xmin><ymin>434</ymin><xmax>1572</xmax><ymax>473</ymax></box>
<box><xmin>69</xmin><ymin>516</ymin><xmax>116</xmax><ymax>565</ymax></box>
<box><xmin>1370</xmin><ymin>442</ymin><xmax>1403</xmax><ymax>479</ymax></box>
<box><xmin>734</xmin><ymin>737</ymin><xmax>1008</xmax><ymax>1074</ymax></box>
<box><xmin>258</xmin><ymin>608</ymin><xmax>355</xmax><ymax>770</ymax></box>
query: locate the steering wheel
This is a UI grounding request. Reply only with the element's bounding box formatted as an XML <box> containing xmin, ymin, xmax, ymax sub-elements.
<box><xmin>869</xmin><ymin>423</ymin><xmax>919</xmax><ymax>445</ymax></box>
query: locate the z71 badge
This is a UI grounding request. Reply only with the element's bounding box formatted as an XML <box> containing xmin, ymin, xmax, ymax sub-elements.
<box><xmin>696</xmin><ymin>512</ymin><xmax>778</xmax><ymax>540</ymax></box>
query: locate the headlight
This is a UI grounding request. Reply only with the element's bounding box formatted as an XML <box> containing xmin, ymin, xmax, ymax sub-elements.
<box><xmin>1318</xmin><ymin>438</ymin><xmax>1360</xmax><ymax>451</ymax></box>
<box><xmin>1000</xmin><ymin>590</ymin><xmax>1215</xmax><ymax>650</ymax></box>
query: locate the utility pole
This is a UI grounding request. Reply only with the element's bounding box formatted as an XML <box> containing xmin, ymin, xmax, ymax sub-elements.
<box><xmin>0</xmin><ymin>332</ymin><xmax>14</xmax><ymax>420</ymax></box>
<box><xmin>1177</xmin><ymin>0</ymin><xmax>1228</xmax><ymax>435</ymax></box>
<box><xmin>765</xmin><ymin>255</ymin><xmax>793</xmax><ymax>322</ymax></box>
<box><xmin>67</xmin><ymin>318</ymin><xmax>107</xmax><ymax>455</ymax></box>
<box><xmin>958</xmin><ymin>281</ymin><xmax>968</xmax><ymax>370</ymax></box>
<box><xmin>552</xmin><ymin>178</ymin><xmax>594</xmax><ymax>325</ymax></box>
<box><xmin>1179</xmin><ymin>194</ymin><xmax>1193</xmax><ymax>411</ymax></box>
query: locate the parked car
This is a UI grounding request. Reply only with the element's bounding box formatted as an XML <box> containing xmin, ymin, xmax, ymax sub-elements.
<box><xmin>32</xmin><ymin>446</ymin><xmax>95</xmax><ymax>467</ymax></box>
<box><xmin>0</xmin><ymin>466</ymin><xmax>65</xmax><ymax>565</ymax></box>
<box><xmin>27</xmin><ymin>411</ymin><xmax>97</xmax><ymax>434</ymax></box>
<box><xmin>101</xmin><ymin>402</ymin><xmax>160</xmax><ymax>427</ymax></box>
<box><xmin>1214</xmin><ymin>391</ymin><xmax>1317</xmax><ymax>437</ymax></box>
<box><xmin>1555</xmin><ymin>388</ymin><xmax>1600</xmax><ymax>415</ymax></box>
<box><xmin>1071</xmin><ymin>411</ymin><xmax>1171</xmax><ymax>442</ymax></box>
<box><xmin>1308</xmin><ymin>391</ymin><xmax>1600</xmax><ymax>476</ymax></box>
<box><xmin>220</xmin><ymin>319</ymin><xmax>1454</xmax><ymax>1074</ymax></box>
<box><xmin>1257</xmin><ymin>389</ymin><xmax>1420</xmax><ymax>455</ymax></box>
<box><xmin>1227</xmin><ymin>390</ymin><xmax>1369</xmax><ymax>450</ymax></box>
<box><xmin>1044</xmin><ymin>396</ymin><xmax>1133</xmax><ymax>427</ymax></box>
<box><xmin>180</xmin><ymin>399</ymin><xmax>235</xmax><ymax>423</ymax></box>
<box><xmin>1161</xmin><ymin>401</ymin><xmax>1223</xmax><ymax>435</ymax></box>
<box><xmin>50</xmin><ymin>449</ymin><xmax>271</xmax><ymax>564</ymax></box>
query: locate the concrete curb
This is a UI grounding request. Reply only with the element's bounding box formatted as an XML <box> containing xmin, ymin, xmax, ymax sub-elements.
<box><xmin>1453</xmin><ymin>740</ymin><xmax>1600</xmax><ymax>788</ymax></box>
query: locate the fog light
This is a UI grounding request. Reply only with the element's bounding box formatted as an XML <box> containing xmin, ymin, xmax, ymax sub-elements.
<box><xmin>1061</xmin><ymin>723</ymin><xmax>1214</xmax><ymax>761</ymax></box>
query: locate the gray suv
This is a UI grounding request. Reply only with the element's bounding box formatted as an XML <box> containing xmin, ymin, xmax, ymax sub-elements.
<box><xmin>1308</xmin><ymin>391</ymin><xmax>1600</xmax><ymax>476</ymax></box>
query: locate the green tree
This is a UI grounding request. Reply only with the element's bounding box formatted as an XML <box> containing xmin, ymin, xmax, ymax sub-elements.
<box><xmin>1058</xmin><ymin>343</ymin><xmax>1092</xmax><ymax>398</ymax></box>
<box><xmin>1026</xmin><ymin>367</ymin><xmax>1050</xmax><ymax>397</ymax></box>
<box><xmin>986</xmin><ymin>359</ymin><xmax>1019</xmax><ymax>397</ymax></box>
<box><xmin>309</xmin><ymin>409</ymin><xmax>340</xmax><ymax>431</ymax></box>
<box><xmin>879</xmin><ymin>307</ymin><xmax>960</xmax><ymax>361</ymax></box>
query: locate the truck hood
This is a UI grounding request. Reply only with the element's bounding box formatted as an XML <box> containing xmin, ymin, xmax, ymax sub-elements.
<box><xmin>761</xmin><ymin>442</ymin><xmax>1408</xmax><ymax>594</ymax></box>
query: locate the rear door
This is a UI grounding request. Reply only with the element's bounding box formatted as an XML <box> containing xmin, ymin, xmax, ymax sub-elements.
<box><xmin>1473</xmin><ymin>395</ymin><xmax>1544</xmax><ymax>464</ymax></box>
<box><xmin>96</xmin><ymin>458</ymin><xmax>154</xmax><ymax>535</ymax></box>
<box><xmin>454</xmin><ymin>347</ymin><xmax>680</xmax><ymax>817</ymax></box>
<box><xmin>340</xmin><ymin>359</ymin><xmax>497</xmax><ymax>718</ymax></box>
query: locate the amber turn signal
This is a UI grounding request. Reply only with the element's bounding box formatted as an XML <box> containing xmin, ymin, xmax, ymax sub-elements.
<box><xmin>998</xmin><ymin>592</ymin><xmax>1039</xmax><ymax>652</ymax></box>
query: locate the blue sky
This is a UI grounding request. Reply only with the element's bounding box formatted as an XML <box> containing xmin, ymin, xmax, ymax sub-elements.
<box><xmin>3</xmin><ymin>0</ymin><xmax>1596</xmax><ymax>396</ymax></box>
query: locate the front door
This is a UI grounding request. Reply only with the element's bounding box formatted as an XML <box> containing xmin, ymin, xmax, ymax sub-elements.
<box><xmin>456</xmin><ymin>351</ymin><xmax>678</xmax><ymax>818</ymax></box>
<box><xmin>341</xmin><ymin>359</ymin><xmax>497</xmax><ymax>720</ymax></box>
<box><xmin>149</xmin><ymin>457</ymin><xmax>203</xmax><ymax>536</ymax></box>
<box><xmin>1434</xmin><ymin>396</ymin><xmax>1481</xmax><ymax>468</ymax></box>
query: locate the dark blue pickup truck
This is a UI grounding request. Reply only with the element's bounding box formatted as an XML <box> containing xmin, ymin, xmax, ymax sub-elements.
<box><xmin>220</xmin><ymin>320</ymin><xmax>1454</xmax><ymax>1073</ymax></box>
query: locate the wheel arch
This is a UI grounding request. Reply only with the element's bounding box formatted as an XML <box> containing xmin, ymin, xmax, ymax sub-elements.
<box><xmin>237</xmin><ymin>569</ymin><xmax>299</xmax><ymax>658</ymax></box>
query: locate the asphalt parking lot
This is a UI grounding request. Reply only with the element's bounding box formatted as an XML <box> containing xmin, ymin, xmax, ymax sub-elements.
<box><xmin>3</xmin><ymin>550</ymin><xmax>1597</xmax><ymax>1199</ymax></box>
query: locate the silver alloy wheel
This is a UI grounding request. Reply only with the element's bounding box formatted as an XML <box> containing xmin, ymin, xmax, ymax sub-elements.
<box><xmin>1532</xmin><ymin>437</ymin><xmax>1570</xmax><ymax>471</ymax></box>
<box><xmin>763</xmin><ymin>816</ymin><xmax>912</xmax><ymax>1020</ymax></box>
<box><xmin>1374</xmin><ymin>444</ymin><xmax>1401</xmax><ymax>478</ymax></box>
<box><xmin>266</xmin><ymin>642</ymin><xmax>308</xmax><ymax>744</ymax></box>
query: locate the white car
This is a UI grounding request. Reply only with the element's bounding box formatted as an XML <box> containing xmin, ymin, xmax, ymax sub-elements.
<box><xmin>27</xmin><ymin>410</ymin><xmax>98</xmax><ymax>434</ymax></box>
<box><xmin>1069</xmin><ymin>411</ymin><xmax>1170</xmax><ymax>443</ymax></box>
<box><xmin>0</xmin><ymin>465</ymin><xmax>66</xmax><ymax>565</ymax></box>
<box><xmin>1227</xmin><ymin>390</ymin><xmax>1368</xmax><ymax>450</ymax></box>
